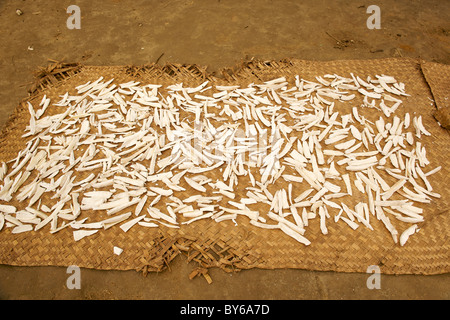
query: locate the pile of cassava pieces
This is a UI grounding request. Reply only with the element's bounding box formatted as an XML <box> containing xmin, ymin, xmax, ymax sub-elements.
<box><xmin>0</xmin><ymin>73</ymin><xmax>441</xmax><ymax>253</ymax></box>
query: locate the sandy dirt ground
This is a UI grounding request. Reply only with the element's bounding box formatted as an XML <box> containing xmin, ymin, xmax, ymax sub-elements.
<box><xmin>0</xmin><ymin>0</ymin><xmax>449</xmax><ymax>300</ymax></box>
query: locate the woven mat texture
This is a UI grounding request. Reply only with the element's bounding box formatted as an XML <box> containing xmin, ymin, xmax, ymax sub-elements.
<box><xmin>0</xmin><ymin>58</ymin><xmax>448</xmax><ymax>275</ymax></box>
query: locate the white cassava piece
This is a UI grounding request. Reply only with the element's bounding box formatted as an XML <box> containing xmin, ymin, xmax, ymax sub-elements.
<box><xmin>0</xmin><ymin>72</ymin><xmax>440</xmax><ymax>250</ymax></box>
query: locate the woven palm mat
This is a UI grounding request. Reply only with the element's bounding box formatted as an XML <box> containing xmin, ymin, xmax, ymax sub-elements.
<box><xmin>420</xmin><ymin>60</ymin><xmax>450</xmax><ymax>130</ymax></box>
<box><xmin>0</xmin><ymin>58</ymin><xmax>448</xmax><ymax>278</ymax></box>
